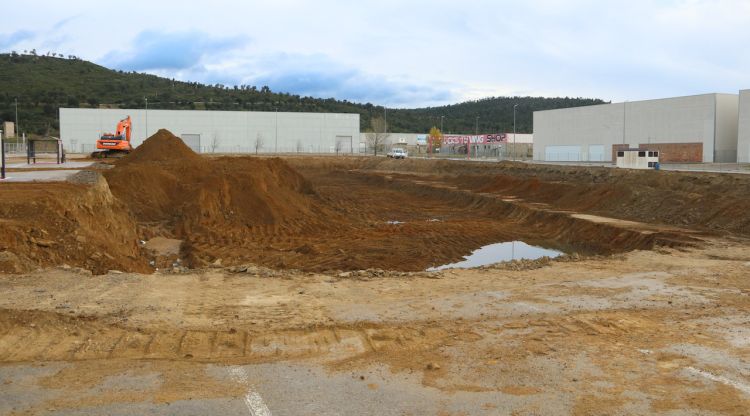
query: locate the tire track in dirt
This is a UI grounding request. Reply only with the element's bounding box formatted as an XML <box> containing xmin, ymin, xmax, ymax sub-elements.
<box><xmin>0</xmin><ymin>309</ymin><xmax>453</xmax><ymax>364</ymax></box>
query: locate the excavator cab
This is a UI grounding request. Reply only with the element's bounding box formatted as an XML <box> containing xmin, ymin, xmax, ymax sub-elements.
<box><xmin>93</xmin><ymin>116</ymin><xmax>133</xmax><ymax>158</ymax></box>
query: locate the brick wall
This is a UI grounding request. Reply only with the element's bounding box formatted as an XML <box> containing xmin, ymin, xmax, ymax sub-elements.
<box><xmin>639</xmin><ymin>143</ymin><xmax>703</xmax><ymax>163</ymax></box>
<box><xmin>611</xmin><ymin>142</ymin><xmax>703</xmax><ymax>163</ymax></box>
<box><xmin>612</xmin><ymin>144</ymin><xmax>630</xmax><ymax>162</ymax></box>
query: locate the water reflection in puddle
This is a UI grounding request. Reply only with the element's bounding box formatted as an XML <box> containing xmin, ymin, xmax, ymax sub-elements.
<box><xmin>427</xmin><ymin>241</ymin><xmax>562</xmax><ymax>271</ymax></box>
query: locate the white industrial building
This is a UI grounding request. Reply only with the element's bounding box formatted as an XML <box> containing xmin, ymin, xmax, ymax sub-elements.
<box><xmin>60</xmin><ymin>108</ymin><xmax>360</xmax><ymax>154</ymax></box>
<box><xmin>533</xmin><ymin>93</ymin><xmax>739</xmax><ymax>163</ymax></box>
<box><xmin>359</xmin><ymin>132</ymin><xmax>533</xmax><ymax>147</ymax></box>
<box><xmin>738</xmin><ymin>90</ymin><xmax>750</xmax><ymax>163</ymax></box>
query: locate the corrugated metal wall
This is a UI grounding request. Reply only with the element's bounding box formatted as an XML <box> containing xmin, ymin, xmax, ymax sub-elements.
<box><xmin>533</xmin><ymin>94</ymin><xmax>740</xmax><ymax>163</ymax></box>
<box><xmin>59</xmin><ymin>108</ymin><xmax>360</xmax><ymax>154</ymax></box>
<box><xmin>738</xmin><ymin>90</ymin><xmax>750</xmax><ymax>163</ymax></box>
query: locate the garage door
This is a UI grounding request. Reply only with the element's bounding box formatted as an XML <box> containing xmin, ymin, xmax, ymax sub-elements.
<box><xmin>335</xmin><ymin>135</ymin><xmax>354</xmax><ymax>154</ymax></box>
<box><xmin>180</xmin><ymin>134</ymin><xmax>201</xmax><ymax>153</ymax></box>
<box><xmin>545</xmin><ymin>145</ymin><xmax>581</xmax><ymax>161</ymax></box>
<box><xmin>588</xmin><ymin>145</ymin><xmax>605</xmax><ymax>161</ymax></box>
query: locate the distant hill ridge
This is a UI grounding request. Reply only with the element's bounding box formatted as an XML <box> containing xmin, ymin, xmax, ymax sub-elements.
<box><xmin>0</xmin><ymin>52</ymin><xmax>606</xmax><ymax>136</ymax></box>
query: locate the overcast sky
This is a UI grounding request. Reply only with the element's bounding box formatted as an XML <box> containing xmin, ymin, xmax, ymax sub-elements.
<box><xmin>2</xmin><ymin>0</ymin><xmax>749</xmax><ymax>107</ymax></box>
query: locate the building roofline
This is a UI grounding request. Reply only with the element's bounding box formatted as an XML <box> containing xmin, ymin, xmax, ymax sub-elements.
<box><xmin>58</xmin><ymin>108</ymin><xmax>360</xmax><ymax>117</ymax></box>
<box><xmin>534</xmin><ymin>92</ymin><xmax>738</xmax><ymax>114</ymax></box>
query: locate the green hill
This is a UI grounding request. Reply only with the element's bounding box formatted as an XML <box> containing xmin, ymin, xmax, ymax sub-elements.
<box><xmin>0</xmin><ymin>52</ymin><xmax>606</xmax><ymax>136</ymax></box>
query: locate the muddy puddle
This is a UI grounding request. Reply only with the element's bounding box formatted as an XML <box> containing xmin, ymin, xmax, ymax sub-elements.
<box><xmin>427</xmin><ymin>241</ymin><xmax>562</xmax><ymax>271</ymax></box>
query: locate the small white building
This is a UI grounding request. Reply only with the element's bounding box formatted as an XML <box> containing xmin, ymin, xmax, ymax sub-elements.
<box><xmin>616</xmin><ymin>149</ymin><xmax>660</xmax><ymax>169</ymax></box>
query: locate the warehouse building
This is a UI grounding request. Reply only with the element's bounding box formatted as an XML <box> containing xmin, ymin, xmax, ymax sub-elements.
<box><xmin>533</xmin><ymin>93</ymin><xmax>739</xmax><ymax>163</ymax></box>
<box><xmin>60</xmin><ymin>108</ymin><xmax>360</xmax><ymax>154</ymax></box>
<box><xmin>359</xmin><ymin>132</ymin><xmax>534</xmax><ymax>157</ymax></box>
<box><xmin>738</xmin><ymin>90</ymin><xmax>750</xmax><ymax>163</ymax></box>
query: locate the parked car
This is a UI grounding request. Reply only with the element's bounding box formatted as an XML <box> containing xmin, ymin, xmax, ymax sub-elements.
<box><xmin>387</xmin><ymin>148</ymin><xmax>408</xmax><ymax>159</ymax></box>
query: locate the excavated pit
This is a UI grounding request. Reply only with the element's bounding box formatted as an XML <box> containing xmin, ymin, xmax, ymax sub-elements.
<box><xmin>1</xmin><ymin>129</ymin><xmax>734</xmax><ymax>275</ymax></box>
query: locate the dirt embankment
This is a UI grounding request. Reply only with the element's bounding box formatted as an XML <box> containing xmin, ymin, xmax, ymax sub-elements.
<box><xmin>0</xmin><ymin>130</ymin><xmax>327</xmax><ymax>273</ymax></box>
<box><xmin>291</xmin><ymin>157</ymin><xmax>750</xmax><ymax>237</ymax></box>
<box><xmin>0</xmin><ymin>175</ymin><xmax>149</xmax><ymax>274</ymax></box>
<box><xmin>102</xmin><ymin>130</ymin><xmax>325</xmax><ymax>268</ymax></box>
<box><xmin>104</xmin><ymin>129</ymin><xmax>317</xmax><ymax>231</ymax></box>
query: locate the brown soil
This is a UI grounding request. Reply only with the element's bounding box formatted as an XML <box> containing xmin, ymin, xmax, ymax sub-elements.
<box><xmin>105</xmin><ymin>129</ymin><xmax>317</xmax><ymax>232</ymax></box>
<box><xmin>0</xmin><ymin>175</ymin><xmax>149</xmax><ymax>274</ymax></box>
<box><xmin>1</xmin><ymin>241</ymin><xmax>749</xmax><ymax>414</ymax></box>
<box><xmin>333</xmin><ymin>157</ymin><xmax>750</xmax><ymax>236</ymax></box>
<box><xmin>3</xmin><ymin>140</ymin><xmax>750</xmax><ymax>414</ymax></box>
<box><xmin>4</xmin><ymin>130</ymin><xmax>749</xmax><ymax>274</ymax></box>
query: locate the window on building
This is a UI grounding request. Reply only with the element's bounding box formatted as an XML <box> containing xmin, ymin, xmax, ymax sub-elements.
<box><xmin>638</xmin><ymin>151</ymin><xmax>646</xmax><ymax>157</ymax></box>
<box><xmin>617</xmin><ymin>151</ymin><xmax>625</xmax><ymax>157</ymax></box>
<box><xmin>648</xmin><ymin>151</ymin><xmax>659</xmax><ymax>157</ymax></box>
<box><xmin>648</xmin><ymin>162</ymin><xmax>655</xmax><ymax>168</ymax></box>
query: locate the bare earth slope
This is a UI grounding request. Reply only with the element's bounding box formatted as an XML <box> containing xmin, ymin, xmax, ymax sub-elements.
<box><xmin>3</xmin><ymin>146</ymin><xmax>746</xmax><ymax>274</ymax></box>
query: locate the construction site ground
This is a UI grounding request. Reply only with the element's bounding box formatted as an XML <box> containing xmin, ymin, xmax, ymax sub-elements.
<box><xmin>1</xmin><ymin>132</ymin><xmax>749</xmax><ymax>415</ymax></box>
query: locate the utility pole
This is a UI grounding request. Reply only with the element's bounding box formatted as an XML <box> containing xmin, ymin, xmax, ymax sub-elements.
<box><xmin>384</xmin><ymin>107</ymin><xmax>387</xmax><ymax>134</ymax></box>
<box><xmin>15</xmin><ymin>98</ymin><xmax>18</xmax><ymax>139</ymax></box>
<box><xmin>475</xmin><ymin>116</ymin><xmax>479</xmax><ymax>159</ymax></box>
<box><xmin>275</xmin><ymin>108</ymin><xmax>278</xmax><ymax>153</ymax></box>
<box><xmin>145</xmin><ymin>97</ymin><xmax>149</xmax><ymax>139</ymax></box>
<box><xmin>440</xmin><ymin>115</ymin><xmax>444</xmax><ymax>133</ymax></box>
<box><xmin>1</xmin><ymin>129</ymin><xmax>5</xmax><ymax>179</ymax></box>
<box><xmin>513</xmin><ymin>104</ymin><xmax>518</xmax><ymax>161</ymax></box>
<box><xmin>622</xmin><ymin>101</ymin><xmax>627</xmax><ymax>145</ymax></box>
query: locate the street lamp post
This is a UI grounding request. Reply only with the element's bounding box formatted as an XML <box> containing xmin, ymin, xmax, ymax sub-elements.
<box><xmin>145</xmin><ymin>97</ymin><xmax>149</xmax><ymax>139</ymax></box>
<box><xmin>384</xmin><ymin>107</ymin><xmax>387</xmax><ymax>134</ymax></box>
<box><xmin>475</xmin><ymin>116</ymin><xmax>479</xmax><ymax>159</ymax></box>
<box><xmin>622</xmin><ymin>100</ymin><xmax>627</xmax><ymax>145</ymax></box>
<box><xmin>275</xmin><ymin>108</ymin><xmax>278</xmax><ymax>153</ymax></box>
<box><xmin>14</xmin><ymin>98</ymin><xmax>18</xmax><ymax>139</ymax></box>
<box><xmin>1</xmin><ymin>129</ymin><xmax>5</xmax><ymax>180</ymax></box>
<box><xmin>513</xmin><ymin>104</ymin><xmax>518</xmax><ymax>161</ymax></box>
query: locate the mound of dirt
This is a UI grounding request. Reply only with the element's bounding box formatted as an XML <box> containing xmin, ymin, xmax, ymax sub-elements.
<box><xmin>103</xmin><ymin>129</ymin><xmax>323</xmax><ymax>267</ymax></box>
<box><xmin>119</xmin><ymin>129</ymin><xmax>205</xmax><ymax>165</ymax></box>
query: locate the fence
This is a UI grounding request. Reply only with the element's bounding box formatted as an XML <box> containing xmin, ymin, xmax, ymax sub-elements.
<box><xmin>199</xmin><ymin>143</ymin><xmax>369</xmax><ymax>155</ymax></box>
<box><xmin>71</xmin><ymin>142</ymin><xmax>370</xmax><ymax>156</ymax></box>
<box><xmin>2</xmin><ymin>142</ymin><xmax>27</xmax><ymax>155</ymax></box>
<box><xmin>543</xmin><ymin>152</ymin><xmax>611</xmax><ymax>163</ymax></box>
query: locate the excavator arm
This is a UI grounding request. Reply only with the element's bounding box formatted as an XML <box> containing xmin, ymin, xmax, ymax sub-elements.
<box><xmin>114</xmin><ymin>116</ymin><xmax>132</xmax><ymax>142</ymax></box>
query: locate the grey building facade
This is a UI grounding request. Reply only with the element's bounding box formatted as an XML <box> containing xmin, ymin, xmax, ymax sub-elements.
<box><xmin>60</xmin><ymin>108</ymin><xmax>360</xmax><ymax>154</ymax></box>
<box><xmin>533</xmin><ymin>93</ymin><xmax>739</xmax><ymax>163</ymax></box>
<box><xmin>738</xmin><ymin>90</ymin><xmax>750</xmax><ymax>163</ymax></box>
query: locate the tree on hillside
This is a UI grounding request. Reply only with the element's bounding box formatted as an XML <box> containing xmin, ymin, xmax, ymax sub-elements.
<box><xmin>0</xmin><ymin>53</ymin><xmax>606</xmax><ymax>136</ymax></box>
<box><xmin>365</xmin><ymin>116</ymin><xmax>390</xmax><ymax>156</ymax></box>
<box><xmin>428</xmin><ymin>126</ymin><xmax>444</xmax><ymax>154</ymax></box>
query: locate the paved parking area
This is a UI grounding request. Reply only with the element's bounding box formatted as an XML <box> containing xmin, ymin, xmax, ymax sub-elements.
<box><xmin>6</xmin><ymin>161</ymin><xmax>94</xmax><ymax>169</ymax></box>
<box><xmin>0</xmin><ymin>169</ymin><xmax>82</xmax><ymax>182</ymax></box>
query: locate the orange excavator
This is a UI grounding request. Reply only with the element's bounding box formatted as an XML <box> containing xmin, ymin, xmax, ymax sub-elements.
<box><xmin>92</xmin><ymin>116</ymin><xmax>132</xmax><ymax>158</ymax></box>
